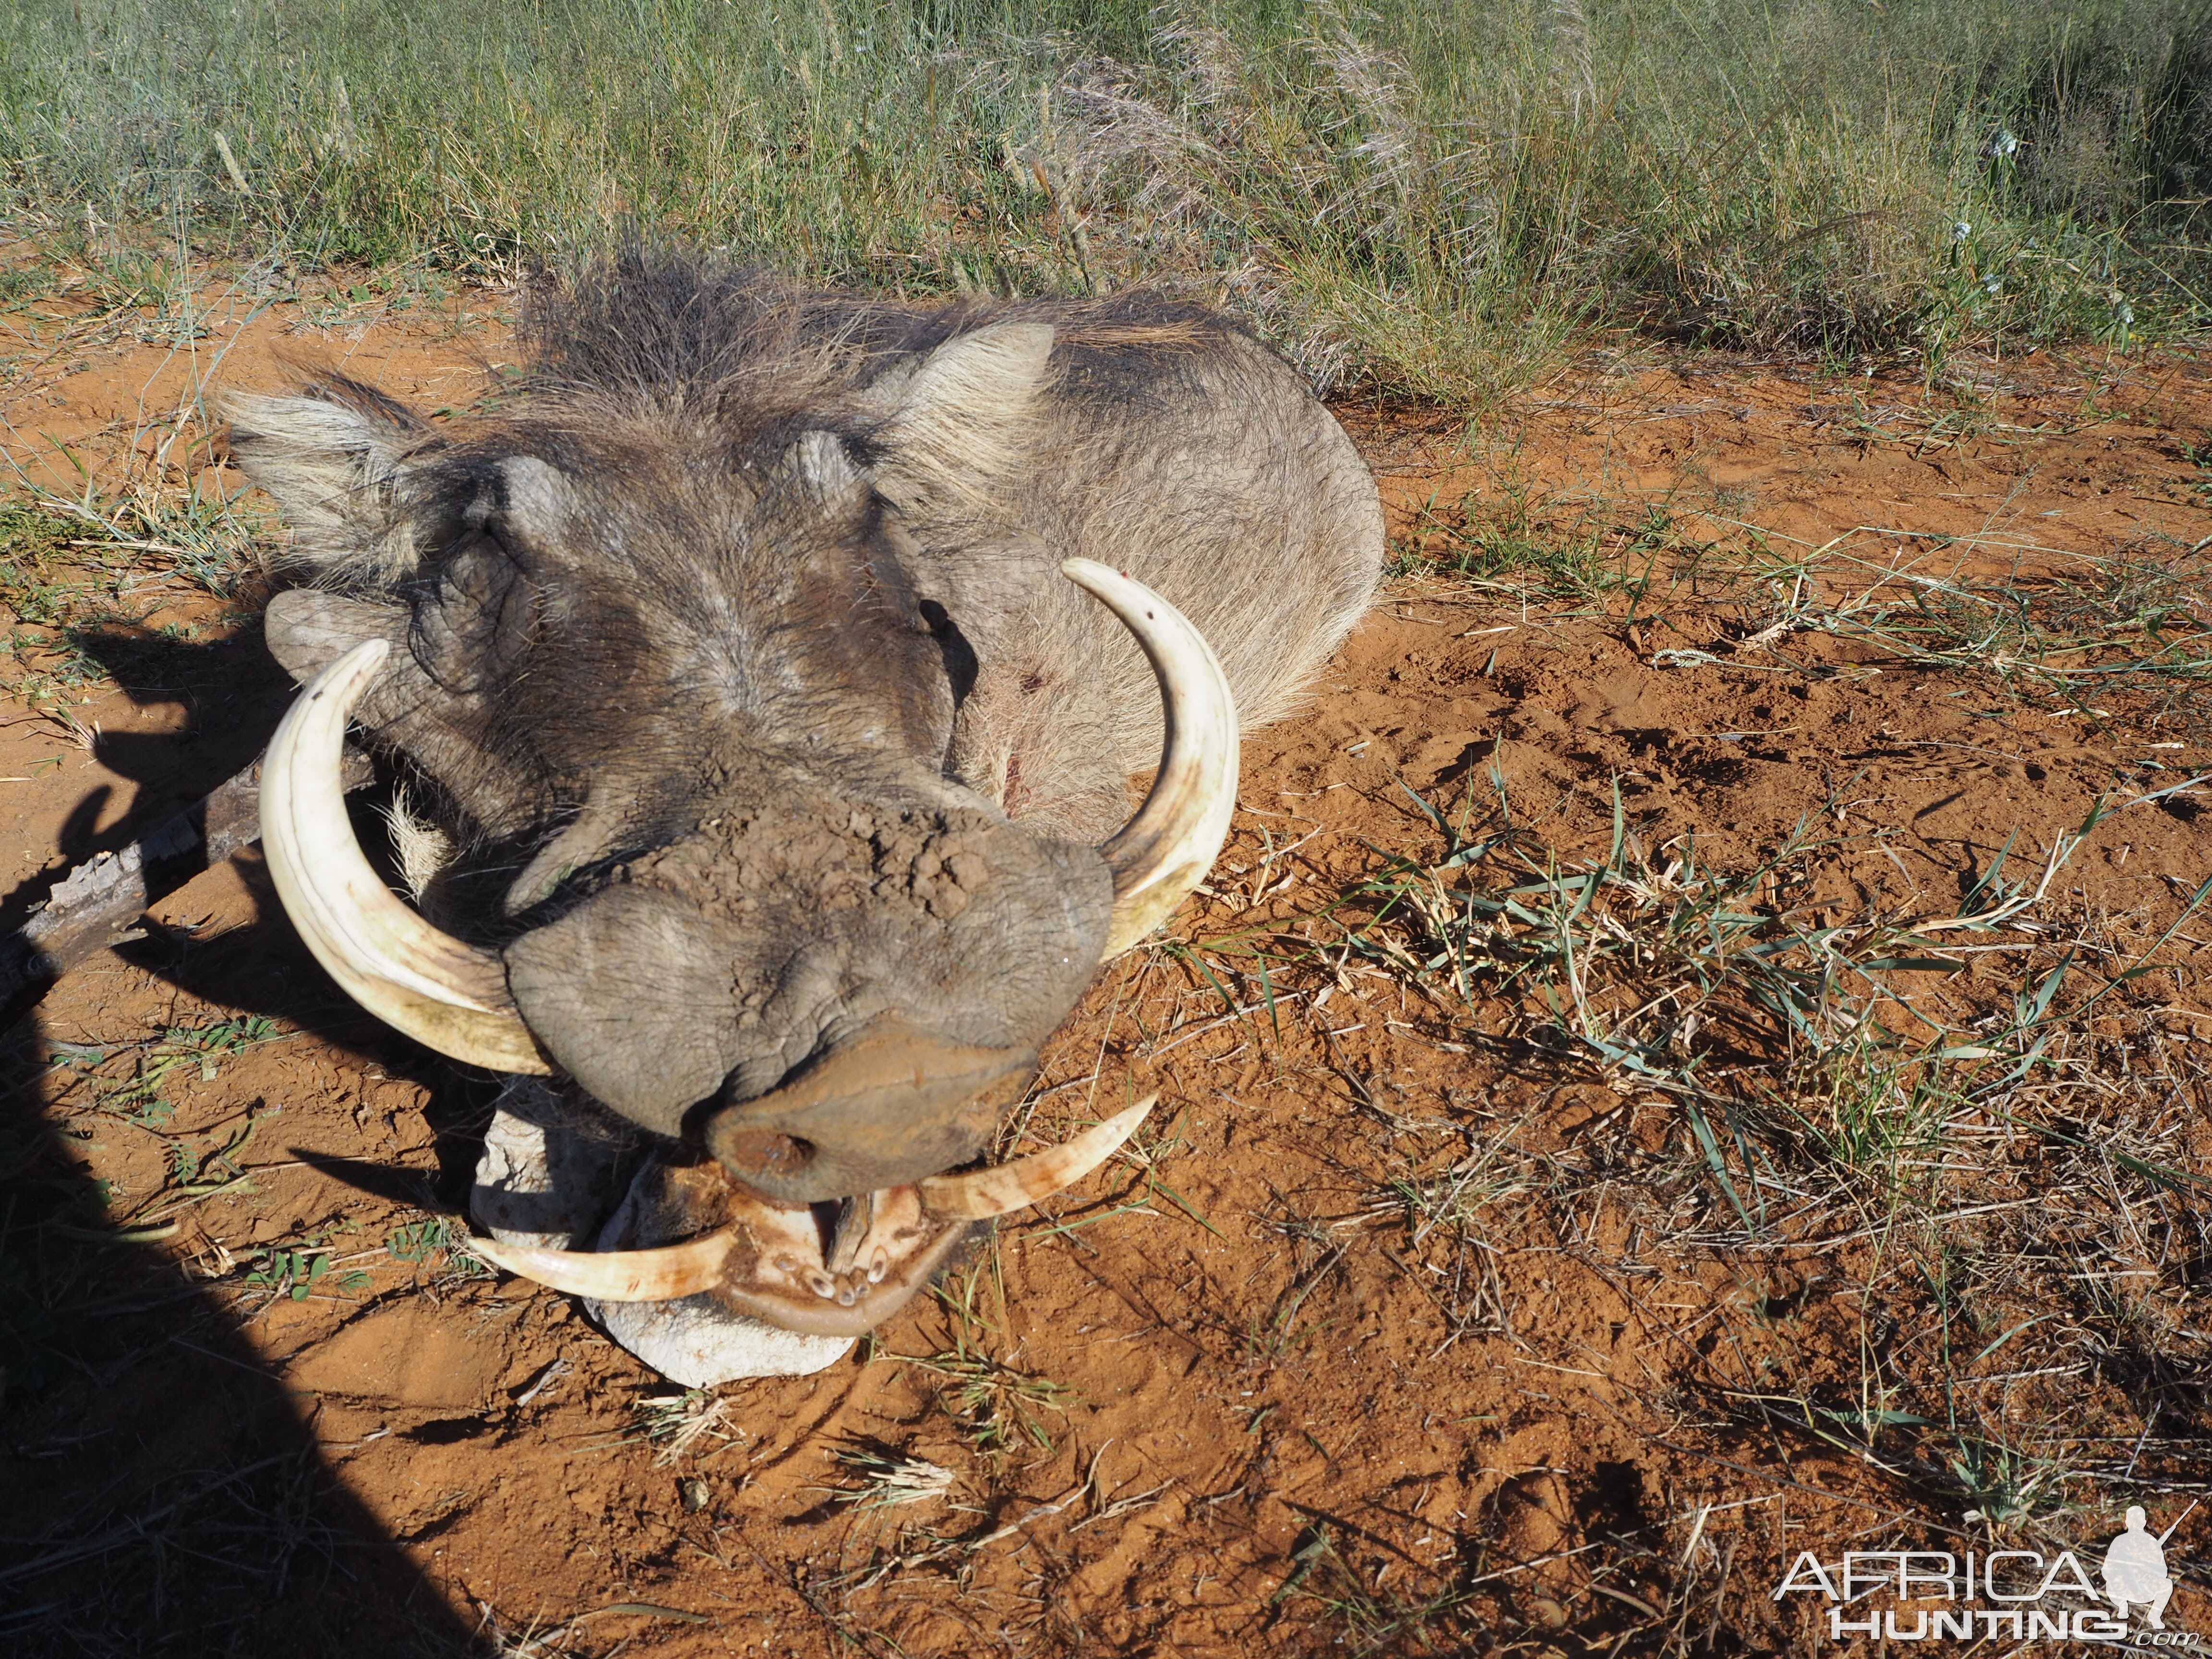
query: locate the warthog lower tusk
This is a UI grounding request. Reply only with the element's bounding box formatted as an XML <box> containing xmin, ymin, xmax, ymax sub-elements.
<box><xmin>467</xmin><ymin>1094</ymin><xmax>1154</xmax><ymax>1318</ymax></box>
<box><xmin>261</xmin><ymin>639</ymin><xmax>553</xmax><ymax>1074</ymax></box>
<box><xmin>1059</xmin><ymin>560</ymin><xmax>1240</xmax><ymax>958</ymax></box>
<box><xmin>466</xmin><ymin>1226</ymin><xmax>736</xmax><ymax>1302</ymax></box>
<box><xmin>917</xmin><ymin>1093</ymin><xmax>1155</xmax><ymax>1219</ymax></box>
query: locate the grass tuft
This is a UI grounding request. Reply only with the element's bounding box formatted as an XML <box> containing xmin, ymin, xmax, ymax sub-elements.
<box><xmin>825</xmin><ymin>1444</ymin><xmax>959</xmax><ymax>1512</ymax></box>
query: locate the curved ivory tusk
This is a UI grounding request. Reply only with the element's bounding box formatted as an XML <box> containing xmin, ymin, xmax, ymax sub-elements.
<box><xmin>1060</xmin><ymin>560</ymin><xmax>1239</xmax><ymax>958</ymax></box>
<box><xmin>467</xmin><ymin>1227</ymin><xmax>736</xmax><ymax>1302</ymax></box>
<box><xmin>918</xmin><ymin>1093</ymin><xmax>1155</xmax><ymax>1220</ymax></box>
<box><xmin>261</xmin><ymin>639</ymin><xmax>553</xmax><ymax>1073</ymax></box>
<box><xmin>462</xmin><ymin>1094</ymin><xmax>1155</xmax><ymax>1318</ymax></box>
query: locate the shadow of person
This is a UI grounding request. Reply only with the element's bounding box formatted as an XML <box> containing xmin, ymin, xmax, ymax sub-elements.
<box><xmin>0</xmin><ymin>620</ymin><xmax>291</xmax><ymax>940</ymax></box>
<box><xmin>0</xmin><ymin>625</ymin><xmax>487</xmax><ymax>1657</ymax></box>
<box><xmin>0</xmin><ymin>1011</ymin><xmax>489</xmax><ymax>1655</ymax></box>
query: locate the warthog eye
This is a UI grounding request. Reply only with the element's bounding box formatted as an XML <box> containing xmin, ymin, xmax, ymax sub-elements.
<box><xmin>410</xmin><ymin>534</ymin><xmax>541</xmax><ymax>693</ymax></box>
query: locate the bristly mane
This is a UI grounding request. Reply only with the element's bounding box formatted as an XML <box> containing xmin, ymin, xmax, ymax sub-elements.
<box><xmin>516</xmin><ymin>245</ymin><xmax>1248</xmax><ymax>420</ymax></box>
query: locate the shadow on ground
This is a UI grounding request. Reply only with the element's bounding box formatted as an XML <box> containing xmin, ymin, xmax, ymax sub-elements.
<box><xmin>0</xmin><ymin>625</ymin><xmax>487</xmax><ymax>1658</ymax></box>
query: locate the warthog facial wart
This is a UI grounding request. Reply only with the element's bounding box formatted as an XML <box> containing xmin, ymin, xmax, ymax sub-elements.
<box><xmin>225</xmin><ymin>249</ymin><xmax>1382</xmax><ymax>1383</ymax></box>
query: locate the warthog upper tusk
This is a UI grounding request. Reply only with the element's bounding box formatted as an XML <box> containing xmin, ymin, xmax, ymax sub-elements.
<box><xmin>261</xmin><ymin>639</ymin><xmax>553</xmax><ymax>1074</ymax></box>
<box><xmin>917</xmin><ymin>1093</ymin><xmax>1155</xmax><ymax>1220</ymax></box>
<box><xmin>466</xmin><ymin>1226</ymin><xmax>737</xmax><ymax>1302</ymax></box>
<box><xmin>1060</xmin><ymin>560</ymin><xmax>1239</xmax><ymax>958</ymax></box>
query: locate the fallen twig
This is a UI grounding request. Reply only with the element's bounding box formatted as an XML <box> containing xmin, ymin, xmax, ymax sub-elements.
<box><xmin>0</xmin><ymin>743</ymin><xmax>372</xmax><ymax>1019</ymax></box>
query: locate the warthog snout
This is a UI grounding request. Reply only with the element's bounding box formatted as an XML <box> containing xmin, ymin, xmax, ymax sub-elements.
<box><xmin>496</xmin><ymin>790</ymin><xmax>1110</xmax><ymax>1200</ymax></box>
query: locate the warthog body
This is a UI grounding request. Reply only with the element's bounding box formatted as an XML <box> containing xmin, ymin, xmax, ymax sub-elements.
<box><xmin>228</xmin><ymin>252</ymin><xmax>1380</xmax><ymax>1372</ymax></box>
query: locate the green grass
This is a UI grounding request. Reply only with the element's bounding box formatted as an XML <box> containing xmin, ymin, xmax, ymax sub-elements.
<box><xmin>242</xmin><ymin>1238</ymin><xmax>371</xmax><ymax>1300</ymax></box>
<box><xmin>384</xmin><ymin>1214</ymin><xmax>492</xmax><ymax>1281</ymax></box>
<box><xmin>1170</xmin><ymin>791</ymin><xmax>2209</xmax><ymax>1642</ymax></box>
<box><xmin>1273</xmin><ymin>1524</ymin><xmax>1482</xmax><ymax>1658</ymax></box>
<box><xmin>896</xmin><ymin>1339</ymin><xmax>1073</xmax><ymax>1457</ymax></box>
<box><xmin>2</xmin><ymin>0</ymin><xmax>2208</xmax><ymax>403</ymax></box>
<box><xmin>1330</xmin><ymin>757</ymin><xmax>2211</xmax><ymax>1227</ymax></box>
<box><xmin>47</xmin><ymin>1013</ymin><xmax>287</xmax><ymax>1127</ymax></box>
<box><xmin>892</xmin><ymin>1253</ymin><xmax>1074</xmax><ymax>1457</ymax></box>
<box><xmin>0</xmin><ymin>445</ymin><xmax>267</xmax><ymax>697</ymax></box>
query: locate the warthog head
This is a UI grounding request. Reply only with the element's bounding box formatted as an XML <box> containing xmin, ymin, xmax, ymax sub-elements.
<box><xmin>225</xmin><ymin>255</ymin><xmax>1379</xmax><ymax>1340</ymax></box>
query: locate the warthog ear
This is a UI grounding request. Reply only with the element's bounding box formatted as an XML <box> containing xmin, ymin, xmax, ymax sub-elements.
<box><xmin>218</xmin><ymin>375</ymin><xmax>438</xmax><ymax>580</ymax></box>
<box><xmin>866</xmin><ymin>318</ymin><xmax>1055</xmax><ymax>512</ymax></box>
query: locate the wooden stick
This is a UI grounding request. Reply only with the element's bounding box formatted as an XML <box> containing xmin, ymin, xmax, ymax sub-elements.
<box><xmin>0</xmin><ymin>744</ymin><xmax>373</xmax><ymax>1018</ymax></box>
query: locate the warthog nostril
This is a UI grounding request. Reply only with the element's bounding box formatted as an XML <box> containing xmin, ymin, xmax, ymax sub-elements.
<box><xmin>702</xmin><ymin>1023</ymin><xmax>1035</xmax><ymax>1201</ymax></box>
<box><xmin>719</xmin><ymin>1130</ymin><xmax>817</xmax><ymax>1179</ymax></box>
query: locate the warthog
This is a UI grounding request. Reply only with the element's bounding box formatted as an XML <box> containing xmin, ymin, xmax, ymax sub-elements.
<box><xmin>226</xmin><ymin>251</ymin><xmax>1380</xmax><ymax>1380</ymax></box>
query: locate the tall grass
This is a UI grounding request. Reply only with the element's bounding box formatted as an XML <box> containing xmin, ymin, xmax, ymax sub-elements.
<box><xmin>1</xmin><ymin>0</ymin><xmax>2208</xmax><ymax>398</ymax></box>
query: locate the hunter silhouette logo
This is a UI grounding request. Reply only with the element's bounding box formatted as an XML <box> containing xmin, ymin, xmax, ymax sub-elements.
<box><xmin>2104</xmin><ymin>1506</ymin><xmax>2182</xmax><ymax>1631</ymax></box>
<box><xmin>1772</xmin><ymin>1502</ymin><xmax>2199</xmax><ymax>1644</ymax></box>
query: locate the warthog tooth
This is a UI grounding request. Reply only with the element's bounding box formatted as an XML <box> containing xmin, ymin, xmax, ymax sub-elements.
<box><xmin>917</xmin><ymin>1094</ymin><xmax>1156</xmax><ymax>1220</ymax></box>
<box><xmin>1060</xmin><ymin>561</ymin><xmax>1239</xmax><ymax>958</ymax></box>
<box><xmin>467</xmin><ymin>1226</ymin><xmax>736</xmax><ymax>1302</ymax></box>
<box><xmin>261</xmin><ymin>640</ymin><xmax>553</xmax><ymax>1076</ymax></box>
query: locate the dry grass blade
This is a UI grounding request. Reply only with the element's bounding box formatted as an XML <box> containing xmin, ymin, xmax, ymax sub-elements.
<box><xmin>632</xmin><ymin>1390</ymin><xmax>736</xmax><ymax>1467</ymax></box>
<box><xmin>824</xmin><ymin>1445</ymin><xmax>959</xmax><ymax>1512</ymax></box>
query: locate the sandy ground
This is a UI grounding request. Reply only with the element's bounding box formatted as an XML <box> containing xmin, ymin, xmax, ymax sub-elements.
<box><xmin>4</xmin><ymin>264</ymin><xmax>2212</xmax><ymax>1656</ymax></box>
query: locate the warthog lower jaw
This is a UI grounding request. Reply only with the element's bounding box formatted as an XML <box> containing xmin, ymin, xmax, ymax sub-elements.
<box><xmin>468</xmin><ymin>1094</ymin><xmax>1154</xmax><ymax>1337</ymax></box>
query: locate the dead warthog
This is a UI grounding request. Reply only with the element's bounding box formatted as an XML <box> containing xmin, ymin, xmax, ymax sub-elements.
<box><xmin>226</xmin><ymin>251</ymin><xmax>1380</xmax><ymax>1380</ymax></box>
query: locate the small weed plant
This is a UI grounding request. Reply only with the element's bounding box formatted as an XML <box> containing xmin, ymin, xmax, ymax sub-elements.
<box><xmin>245</xmin><ymin>1238</ymin><xmax>369</xmax><ymax>1301</ymax></box>
<box><xmin>896</xmin><ymin>1258</ymin><xmax>1073</xmax><ymax>1457</ymax></box>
